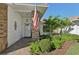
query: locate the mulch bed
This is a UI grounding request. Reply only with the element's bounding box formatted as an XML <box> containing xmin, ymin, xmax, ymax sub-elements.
<box><xmin>42</xmin><ymin>40</ymin><xmax>77</xmax><ymax>55</ymax></box>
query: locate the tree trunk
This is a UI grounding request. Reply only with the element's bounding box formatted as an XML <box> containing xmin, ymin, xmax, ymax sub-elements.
<box><xmin>49</xmin><ymin>25</ymin><xmax>52</xmax><ymax>40</ymax></box>
<box><xmin>60</xmin><ymin>28</ymin><xmax>62</xmax><ymax>40</ymax></box>
<box><xmin>60</xmin><ymin>28</ymin><xmax>62</xmax><ymax>35</ymax></box>
<box><xmin>49</xmin><ymin>28</ymin><xmax>51</xmax><ymax>40</ymax></box>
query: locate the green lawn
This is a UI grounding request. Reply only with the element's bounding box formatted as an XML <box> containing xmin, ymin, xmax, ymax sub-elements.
<box><xmin>65</xmin><ymin>43</ymin><xmax>79</xmax><ymax>55</ymax></box>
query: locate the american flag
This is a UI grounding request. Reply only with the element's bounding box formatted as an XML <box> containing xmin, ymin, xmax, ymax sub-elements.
<box><xmin>33</xmin><ymin>5</ymin><xmax>39</xmax><ymax>31</ymax></box>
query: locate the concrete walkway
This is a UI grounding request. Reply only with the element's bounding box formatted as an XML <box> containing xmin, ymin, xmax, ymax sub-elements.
<box><xmin>1</xmin><ymin>38</ymin><xmax>34</xmax><ymax>55</ymax></box>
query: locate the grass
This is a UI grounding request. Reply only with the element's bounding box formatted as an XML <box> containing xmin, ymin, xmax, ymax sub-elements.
<box><xmin>65</xmin><ymin>43</ymin><xmax>79</xmax><ymax>55</ymax></box>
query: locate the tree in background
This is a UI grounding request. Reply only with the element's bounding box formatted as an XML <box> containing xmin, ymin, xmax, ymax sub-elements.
<box><xmin>44</xmin><ymin>16</ymin><xmax>73</xmax><ymax>40</ymax></box>
<box><xmin>62</xmin><ymin>17</ymin><xmax>73</xmax><ymax>32</ymax></box>
<box><xmin>45</xmin><ymin>16</ymin><xmax>61</xmax><ymax>40</ymax></box>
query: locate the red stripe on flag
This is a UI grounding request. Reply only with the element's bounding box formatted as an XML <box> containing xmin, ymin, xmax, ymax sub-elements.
<box><xmin>33</xmin><ymin>6</ymin><xmax>39</xmax><ymax>31</ymax></box>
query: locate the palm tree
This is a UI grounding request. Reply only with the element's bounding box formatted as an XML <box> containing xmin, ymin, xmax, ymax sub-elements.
<box><xmin>45</xmin><ymin>16</ymin><xmax>73</xmax><ymax>40</ymax></box>
<box><xmin>45</xmin><ymin>16</ymin><xmax>61</xmax><ymax>40</ymax></box>
<box><xmin>63</xmin><ymin>18</ymin><xmax>73</xmax><ymax>32</ymax></box>
<box><xmin>45</xmin><ymin>16</ymin><xmax>52</xmax><ymax>39</ymax></box>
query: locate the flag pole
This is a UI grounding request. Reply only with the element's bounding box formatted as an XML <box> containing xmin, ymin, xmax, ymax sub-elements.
<box><xmin>34</xmin><ymin>4</ymin><xmax>40</xmax><ymax>40</ymax></box>
<box><xmin>33</xmin><ymin>3</ymin><xmax>40</xmax><ymax>40</ymax></box>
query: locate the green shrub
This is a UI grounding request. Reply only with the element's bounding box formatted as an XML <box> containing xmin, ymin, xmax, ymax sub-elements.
<box><xmin>30</xmin><ymin>33</ymin><xmax>79</xmax><ymax>54</ymax></box>
<box><xmin>52</xmin><ymin>35</ymin><xmax>61</xmax><ymax>40</ymax></box>
<box><xmin>39</xmin><ymin>39</ymin><xmax>51</xmax><ymax>52</ymax></box>
<box><xmin>51</xmin><ymin>35</ymin><xmax>62</xmax><ymax>49</ymax></box>
<box><xmin>72</xmin><ymin>34</ymin><xmax>79</xmax><ymax>40</ymax></box>
<box><xmin>30</xmin><ymin>39</ymin><xmax>51</xmax><ymax>54</ymax></box>
<box><xmin>30</xmin><ymin>41</ymin><xmax>41</xmax><ymax>54</ymax></box>
<box><xmin>62</xmin><ymin>33</ymin><xmax>79</xmax><ymax>41</ymax></box>
<box><xmin>51</xmin><ymin>33</ymin><xmax>79</xmax><ymax>49</ymax></box>
<box><xmin>51</xmin><ymin>39</ymin><xmax>62</xmax><ymax>49</ymax></box>
<box><xmin>61</xmin><ymin>33</ymin><xmax>72</xmax><ymax>41</ymax></box>
<box><xmin>51</xmin><ymin>41</ymin><xmax>55</xmax><ymax>49</ymax></box>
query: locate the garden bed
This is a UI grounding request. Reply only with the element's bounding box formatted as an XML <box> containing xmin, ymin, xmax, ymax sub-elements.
<box><xmin>42</xmin><ymin>40</ymin><xmax>77</xmax><ymax>55</ymax></box>
<box><xmin>26</xmin><ymin>40</ymin><xmax>77</xmax><ymax>55</ymax></box>
<box><xmin>29</xmin><ymin>33</ymin><xmax>79</xmax><ymax>55</ymax></box>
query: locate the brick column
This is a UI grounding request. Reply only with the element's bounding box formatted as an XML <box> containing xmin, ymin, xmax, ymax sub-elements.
<box><xmin>0</xmin><ymin>3</ymin><xmax>8</xmax><ymax>52</ymax></box>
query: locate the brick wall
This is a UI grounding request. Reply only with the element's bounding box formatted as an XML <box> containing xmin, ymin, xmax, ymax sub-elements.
<box><xmin>0</xmin><ymin>3</ymin><xmax>8</xmax><ymax>52</ymax></box>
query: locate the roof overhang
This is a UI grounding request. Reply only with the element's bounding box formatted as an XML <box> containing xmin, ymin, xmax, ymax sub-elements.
<box><xmin>8</xmin><ymin>3</ymin><xmax>48</xmax><ymax>19</ymax></box>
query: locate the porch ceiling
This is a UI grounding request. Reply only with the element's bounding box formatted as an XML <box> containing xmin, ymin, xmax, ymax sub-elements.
<box><xmin>8</xmin><ymin>3</ymin><xmax>48</xmax><ymax>18</ymax></box>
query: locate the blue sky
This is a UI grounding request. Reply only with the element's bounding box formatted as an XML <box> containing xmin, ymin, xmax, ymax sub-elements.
<box><xmin>42</xmin><ymin>3</ymin><xmax>79</xmax><ymax>19</ymax></box>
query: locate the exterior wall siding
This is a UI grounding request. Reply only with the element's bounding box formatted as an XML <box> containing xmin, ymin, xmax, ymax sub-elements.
<box><xmin>7</xmin><ymin>5</ymin><xmax>22</xmax><ymax>47</ymax></box>
<box><xmin>0</xmin><ymin>3</ymin><xmax>8</xmax><ymax>52</ymax></box>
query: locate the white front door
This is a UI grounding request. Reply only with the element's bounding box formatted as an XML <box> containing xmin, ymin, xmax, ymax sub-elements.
<box><xmin>24</xmin><ymin>23</ymin><xmax>31</xmax><ymax>37</ymax></box>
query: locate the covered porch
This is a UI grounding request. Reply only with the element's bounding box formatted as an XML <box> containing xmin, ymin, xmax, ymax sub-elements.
<box><xmin>7</xmin><ymin>3</ymin><xmax>47</xmax><ymax>47</ymax></box>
